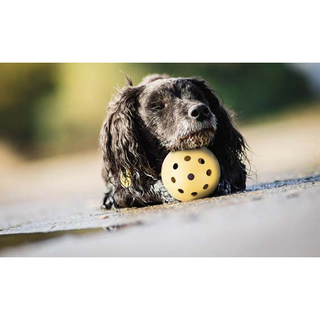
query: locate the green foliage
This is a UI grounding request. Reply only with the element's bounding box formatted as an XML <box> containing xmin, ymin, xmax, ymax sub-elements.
<box><xmin>0</xmin><ymin>63</ymin><xmax>315</xmax><ymax>158</ymax></box>
<box><xmin>0</xmin><ymin>63</ymin><xmax>57</xmax><ymax>154</ymax></box>
<box><xmin>124</xmin><ymin>63</ymin><xmax>313</xmax><ymax>118</ymax></box>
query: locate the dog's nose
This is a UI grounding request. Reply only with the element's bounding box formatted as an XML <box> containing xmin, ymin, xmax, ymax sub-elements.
<box><xmin>188</xmin><ymin>105</ymin><xmax>211</xmax><ymax>121</ymax></box>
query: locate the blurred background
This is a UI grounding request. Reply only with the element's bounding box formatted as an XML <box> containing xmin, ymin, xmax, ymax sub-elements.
<box><xmin>0</xmin><ymin>63</ymin><xmax>319</xmax><ymax>221</ymax></box>
<box><xmin>0</xmin><ymin>63</ymin><xmax>319</xmax><ymax>159</ymax></box>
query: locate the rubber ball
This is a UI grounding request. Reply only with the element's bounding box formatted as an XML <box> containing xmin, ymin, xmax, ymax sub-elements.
<box><xmin>161</xmin><ymin>147</ymin><xmax>220</xmax><ymax>201</ymax></box>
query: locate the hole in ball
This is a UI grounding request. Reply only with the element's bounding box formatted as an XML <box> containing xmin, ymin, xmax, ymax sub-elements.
<box><xmin>191</xmin><ymin>192</ymin><xmax>198</xmax><ymax>196</ymax></box>
<box><xmin>206</xmin><ymin>169</ymin><xmax>212</xmax><ymax>176</ymax></box>
<box><xmin>171</xmin><ymin>177</ymin><xmax>176</xmax><ymax>183</ymax></box>
<box><xmin>173</xmin><ymin>163</ymin><xmax>178</xmax><ymax>170</ymax></box>
<box><xmin>184</xmin><ymin>156</ymin><xmax>191</xmax><ymax>161</ymax></box>
<box><xmin>187</xmin><ymin>173</ymin><xmax>195</xmax><ymax>180</ymax></box>
<box><xmin>178</xmin><ymin>189</ymin><xmax>184</xmax><ymax>194</ymax></box>
<box><xmin>198</xmin><ymin>158</ymin><xmax>205</xmax><ymax>164</ymax></box>
<box><xmin>203</xmin><ymin>184</ymin><xmax>209</xmax><ymax>190</ymax></box>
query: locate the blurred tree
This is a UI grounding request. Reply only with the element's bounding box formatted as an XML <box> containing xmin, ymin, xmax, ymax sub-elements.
<box><xmin>124</xmin><ymin>63</ymin><xmax>313</xmax><ymax>118</ymax></box>
<box><xmin>0</xmin><ymin>63</ymin><xmax>316</xmax><ymax>158</ymax></box>
<box><xmin>0</xmin><ymin>63</ymin><xmax>57</xmax><ymax>155</ymax></box>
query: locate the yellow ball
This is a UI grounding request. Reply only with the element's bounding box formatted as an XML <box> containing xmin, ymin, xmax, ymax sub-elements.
<box><xmin>161</xmin><ymin>147</ymin><xmax>220</xmax><ymax>201</ymax></box>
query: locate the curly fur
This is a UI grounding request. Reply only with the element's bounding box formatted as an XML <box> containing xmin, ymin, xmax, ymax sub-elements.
<box><xmin>100</xmin><ymin>74</ymin><xmax>248</xmax><ymax>209</ymax></box>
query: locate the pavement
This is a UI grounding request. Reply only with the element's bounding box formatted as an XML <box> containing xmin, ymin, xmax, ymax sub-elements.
<box><xmin>0</xmin><ymin>107</ymin><xmax>320</xmax><ymax>256</ymax></box>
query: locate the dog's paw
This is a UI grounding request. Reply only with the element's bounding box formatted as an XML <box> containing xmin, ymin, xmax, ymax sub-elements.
<box><xmin>101</xmin><ymin>193</ymin><xmax>115</xmax><ymax>210</ymax></box>
<box><xmin>215</xmin><ymin>180</ymin><xmax>232</xmax><ymax>195</ymax></box>
<box><xmin>161</xmin><ymin>186</ymin><xmax>176</xmax><ymax>204</ymax></box>
<box><xmin>164</xmin><ymin>195</ymin><xmax>178</xmax><ymax>204</ymax></box>
<box><xmin>151</xmin><ymin>180</ymin><xmax>177</xmax><ymax>204</ymax></box>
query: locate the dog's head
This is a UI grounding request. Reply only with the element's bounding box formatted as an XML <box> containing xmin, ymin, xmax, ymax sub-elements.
<box><xmin>101</xmin><ymin>74</ymin><xmax>246</xmax><ymax>185</ymax></box>
<box><xmin>138</xmin><ymin>75</ymin><xmax>219</xmax><ymax>151</ymax></box>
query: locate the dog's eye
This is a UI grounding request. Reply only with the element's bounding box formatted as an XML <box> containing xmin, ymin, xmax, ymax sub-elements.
<box><xmin>152</xmin><ymin>103</ymin><xmax>165</xmax><ymax>111</ymax></box>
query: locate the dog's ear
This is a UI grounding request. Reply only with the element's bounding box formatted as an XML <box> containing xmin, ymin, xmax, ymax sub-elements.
<box><xmin>190</xmin><ymin>77</ymin><xmax>247</xmax><ymax>166</ymax></box>
<box><xmin>100</xmin><ymin>85</ymin><xmax>154</xmax><ymax>189</ymax></box>
<box><xmin>139</xmin><ymin>73</ymin><xmax>170</xmax><ymax>85</ymax></box>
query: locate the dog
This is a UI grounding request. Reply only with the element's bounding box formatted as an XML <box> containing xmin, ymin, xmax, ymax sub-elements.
<box><xmin>100</xmin><ymin>74</ymin><xmax>248</xmax><ymax>209</ymax></box>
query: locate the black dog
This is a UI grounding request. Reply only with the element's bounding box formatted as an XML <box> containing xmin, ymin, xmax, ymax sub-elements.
<box><xmin>100</xmin><ymin>74</ymin><xmax>248</xmax><ymax>209</ymax></box>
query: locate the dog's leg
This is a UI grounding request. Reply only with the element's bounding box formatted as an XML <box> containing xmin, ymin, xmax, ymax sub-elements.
<box><xmin>214</xmin><ymin>162</ymin><xmax>246</xmax><ymax>196</ymax></box>
<box><xmin>101</xmin><ymin>192</ymin><xmax>115</xmax><ymax>209</ymax></box>
<box><xmin>150</xmin><ymin>180</ymin><xmax>177</xmax><ymax>204</ymax></box>
<box><xmin>101</xmin><ymin>183</ymin><xmax>116</xmax><ymax>210</ymax></box>
<box><xmin>215</xmin><ymin>180</ymin><xmax>232</xmax><ymax>195</ymax></box>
